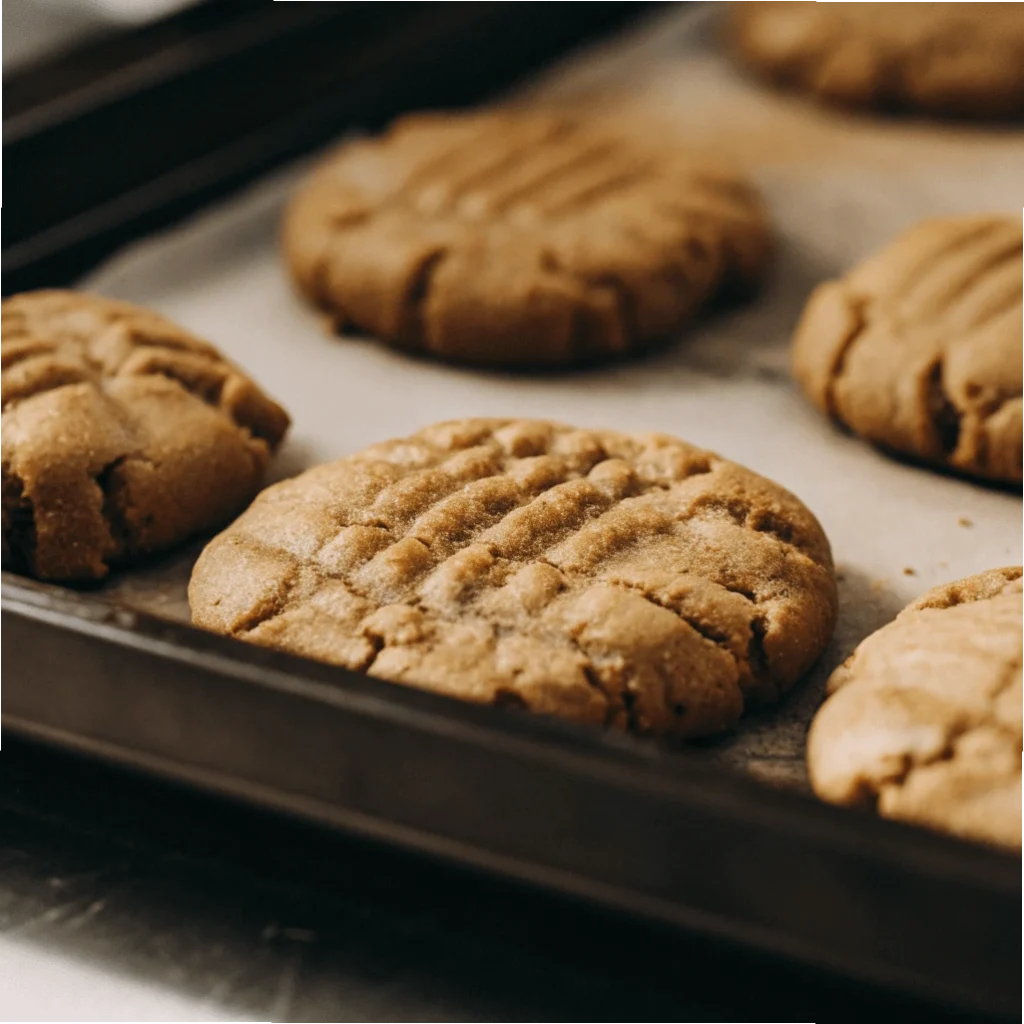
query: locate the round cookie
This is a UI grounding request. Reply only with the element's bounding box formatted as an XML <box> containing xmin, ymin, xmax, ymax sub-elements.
<box><xmin>283</xmin><ymin>110</ymin><xmax>771</xmax><ymax>368</ymax></box>
<box><xmin>190</xmin><ymin>419</ymin><xmax>837</xmax><ymax>738</ymax></box>
<box><xmin>2</xmin><ymin>290</ymin><xmax>290</xmax><ymax>582</ymax></box>
<box><xmin>792</xmin><ymin>215</ymin><xmax>1023</xmax><ymax>485</ymax></box>
<box><xmin>808</xmin><ymin>568</ymin><xmax>1022</xmax><ymax>851</ymax></box>
<box><xmin>727</xmin><ymin>2</ymin><xmax>1024</xmax><ymax>119</ymax></box>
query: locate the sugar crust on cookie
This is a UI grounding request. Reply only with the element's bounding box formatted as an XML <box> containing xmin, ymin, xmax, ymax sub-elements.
<box><xmin>2</xmin><ymin>290</ymin><xmax>290</xmax><ymax>580</ymax></box>
<box><xmin>808</xmin><ymin>566</ymin><xmax>1023</xmax><ymax>851</ymax></box>
<box><xmin>792</xmin><ymin>215</ymin><xmax>1022</xmax><ymax>484</ymax></box>
<box><xmin>283</xmin><ymin>111</ymin><xmax>770</xmax><ymax>367</ymax></box>
<box><xmin>190</xmin><ymin>418</ymin><xmax>836</xmax><ymax>738</ymax></box>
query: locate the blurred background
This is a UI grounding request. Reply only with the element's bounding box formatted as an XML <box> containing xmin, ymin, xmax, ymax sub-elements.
<box><xmin>4</xmin><ymin>0</ymin><xmax>199</xmax><ymax>70</ymax></box>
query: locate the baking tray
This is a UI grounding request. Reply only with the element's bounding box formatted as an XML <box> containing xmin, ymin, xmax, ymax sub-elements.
<box><xmin>2</xmin><ymin>2</ymin><xmax>1021</xmax><ymax>1017</ymax></box>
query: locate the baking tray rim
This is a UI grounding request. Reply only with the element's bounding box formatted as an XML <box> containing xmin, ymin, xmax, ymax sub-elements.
<box><xmin>4</xmin><ymin>570</ymin><xmax>1019</xmax><ymax>879</ymax></box>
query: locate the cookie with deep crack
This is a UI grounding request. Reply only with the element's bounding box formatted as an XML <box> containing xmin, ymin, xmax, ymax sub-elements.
<box><xmin>283</xmin><ymin>110</ymin><xmax>771</xmax><ymax>368</ymax></box>
<box><xmin>727</xmin><ymin>3</ymin><xmax>1024</xmax><ymax>119</ymax></box>
<box><xmin>808</xmin><ymin>567</ymin><xmax>1022</xmax><ymax>851</ymax></box>
<box><xmin>2</xmin><ymin>290</ymin><xmax>290</xmax><ymax>581</ymax></box>
<box><xmin>792</xmin><ymin>215</ymin><xmax>1023</xmax><ymax>484</ymax></box>
<box><xmin>190</xmin><ymin>419</ymin><xmax>837</xmax><ymax>738</ymax></box>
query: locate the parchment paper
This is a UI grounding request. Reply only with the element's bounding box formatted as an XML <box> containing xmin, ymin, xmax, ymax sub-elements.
<box><xmin>83</xmin><ymin>4</ymin><xmax>1023</xmax><ymax>790</ymax></box>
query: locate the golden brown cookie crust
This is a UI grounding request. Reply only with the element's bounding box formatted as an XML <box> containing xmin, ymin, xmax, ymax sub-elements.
<box><xmin>728</xmin><ymin>2</ymin><xmax>1024</xmax><ymax>119</ymax></box>
<box><xmin>190</xmin><ymin>419</ymin><xmax>836</xmax><ymax>738</ymax></box>
<box><xmin>2</xmin><ymin>290</ymin><xmax>290</xmax><ymax>581</ymax></box>
<box><xmin>791</xmin><ymin>215</ymin><xmax>1023</xmax><ymax>484</ymax></box>
<box><xmin>283</xmin><ymin>111</ymin><xmax>771</xmax><ymax>368</ymax></box>
<box><xmin>808</xmin><ymin>567</ymin><xmax>1023</xmax><ymax>851</ymax></box>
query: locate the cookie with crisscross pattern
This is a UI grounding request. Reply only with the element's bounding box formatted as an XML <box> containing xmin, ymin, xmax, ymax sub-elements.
<box><xmin>283</xmin><ymin>111</ymin><xmax>770</xmax><ymax>368</ymax></box>
<box><xmin>792</xmin><ymin>215</ymin><xmax>1022</xmax><ymax>484</ymax></box>
<box><xmin>190</xmin><ymin>419</ymin><xmax>836</xmax><ymax>738</ymax></box>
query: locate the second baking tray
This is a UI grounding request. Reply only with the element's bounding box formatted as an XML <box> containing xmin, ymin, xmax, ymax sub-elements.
<box><xmin>2</xmin><ymin>2</ymin><xmax>1022</xmax><ymax>1016</ymax></box>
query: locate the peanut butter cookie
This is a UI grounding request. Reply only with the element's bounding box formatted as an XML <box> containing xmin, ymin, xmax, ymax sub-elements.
<box><xmin>728</xmin><ymin>2</ymin><xmax>1024</xmax><ymax>119</ymax></box>
<box><xmin>792</xmin><ymin>215</ymin><xmax>1022</xmax><ymax>484</ymax></box>
<box><xmin>190</xmin><ymin>419</ymin><xmax>837</xmax><ymax>738</ymax></box>
<box><xmin>283</xmin><ymin>111</ymin><xmax>770</xmax><ymax>368</ymax></box>
<box><xmin>808</xmin><ymin>567</ymin><xmax>1022</xmax><ymax>851</ymax></box>
<box><xmin>2</xmin><ymin>290</ymin><xmax>290</xmax><ymax>581</ymax></box>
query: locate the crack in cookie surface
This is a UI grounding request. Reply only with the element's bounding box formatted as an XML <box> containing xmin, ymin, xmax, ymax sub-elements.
<box><xmin>190</xmin><ymin>419</ymin><xmax>837</xmax><ymax>739</ymax></box>
<box><xmin>1</xmin><ymin>290</ymin><xmax>290</xmax><ymax>581</ymax></box>
<box><xmin>808</xmin><ymin>567</ymin><xmax>1023</xmax><ymax>851</ymax></box>
<box><xmin>283</xmin><ymin>111</ymin><xmax>771</xmax><ymax>368</ymax></box>
<box><xmin>792</xmin><ymin>215</ymin><xmax>1023</xmax><ymax>484</ymax></box>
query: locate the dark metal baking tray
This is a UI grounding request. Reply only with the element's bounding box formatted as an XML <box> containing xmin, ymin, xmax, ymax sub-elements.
<box><xmin>5</xmin><ymin>575</ymin><xmax>1021</xmax><ymax>1018</ymax></box>
<box><xmin>2</xmin><ymin>3</ymin><xmax>1020</xmax><ymax>1018</ymax></box>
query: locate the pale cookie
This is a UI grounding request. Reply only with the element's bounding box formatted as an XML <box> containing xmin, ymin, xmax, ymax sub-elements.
<box><xmin>2</xmin><ymin>290</ymin><xmax>290</xmax><ymax>582</ymax></box>
<box><xmin>190</xmin><ymin>419</ymin><xmax>837</xmax><ymax>738</ymax></box>
<box><xmin>283</xmin><ymin>110</ymin><xmax>770</xmax><ymax>368</ymax></box>
<box><xmin>728</xmin><ymin>2</ymin><xmax>1024</xmax><ymax>119</ymax></box>
<box><xmin>792</xmin><ymin>215</ymin><xmax>1023</xmax><ymax>484</ymax></box>
<box><xmin>808</xmin><ymin>567</ymin><xmax>1023</xmax><ymax>851</ymax></box>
